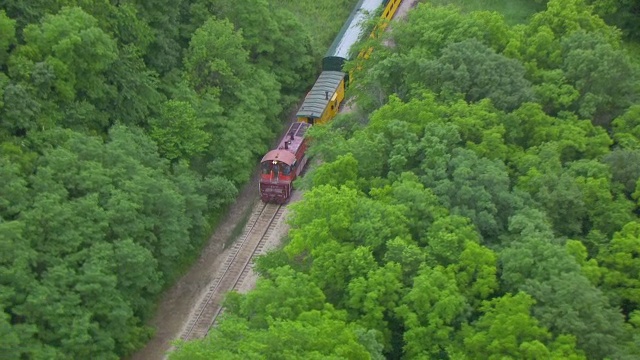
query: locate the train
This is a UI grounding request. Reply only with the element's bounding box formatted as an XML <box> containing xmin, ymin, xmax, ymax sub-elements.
<box><xmin>259</xmin><ymin>0</ymin><xmax>403</xmax><ymax>204</ymax></box>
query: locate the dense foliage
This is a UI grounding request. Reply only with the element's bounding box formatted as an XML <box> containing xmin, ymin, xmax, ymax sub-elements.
<box><xmin>0</xmin><ymin>0</ymin><xmax>359</xmax><ymax>358</ymax></box>
<box><xmin>171</xmin><ymin>0</ymin><xmax>640</xmax><ymax>359</ymax></box>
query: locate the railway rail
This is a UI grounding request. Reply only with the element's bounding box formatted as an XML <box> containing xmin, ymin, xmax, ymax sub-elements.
<box><xmin>180</xmin><ymin>202</ymin><xmax>284</xmax><ymax>341</ymax></box>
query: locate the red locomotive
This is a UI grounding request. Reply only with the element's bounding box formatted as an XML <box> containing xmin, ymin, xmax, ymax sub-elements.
<box><xmin>259</xmin><ymin>122</ymin><xmax>311</xmax><ymax>203</ymax></box>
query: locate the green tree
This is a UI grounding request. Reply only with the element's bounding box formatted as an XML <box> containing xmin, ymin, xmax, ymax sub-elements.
<box><xmin>512</xmin><ymin>0</ymin><xmax>639</xmax><ymax>125</ymax></box>
<box><xmin>517</xmin><ymin>153</ymin><xmax>634</xmax><ymax>237</ymax></box>
<box><xmin>201</xmin><ymin>0</ymin><xmax>316</xmax><ymax>96</ymax></box>
<box><xmin>588</xmin><ymin>0</ymin><xmax>640</xmax><ymax>40</ymax></box>
<box><xmin>382</xmin><ymin>237</ymin><xmax>425</xmax><ymax>282</ymax></box>
<box><xmin>391</xmin><ymin>4</ymin><xmax>513</xmax><ymax>58</ymax></box>
<box><xmin>425</xmin><ymin>215</ymin><xmax>480</xmax><ymax>265</ymax></box>
<box><xmin>127</xmin><ymin>0</ymin><xmax>185</xmax><ymax>74</ymax></box>
<box><xmin>560</xmin><ymin>30</ymin><xmax>639</xmax><ymax>125</ymax></box>
<box><xmin>409</xmin><ymin>39</ymin><xmax>533</xmax><ymax>111</ymax></box>
<box><xmin>0</xmin><ymin>309</ymin><xmax>20</xmax><ymax>359</ymax></box>
<box><xmin>565</xmin><ymin>239</ymin><xmax>603</xmax><ymax>285</ymax></box>
<box><xmin>501</xmin><ymin>211</ymin><xmax>629</xmax><ymax>358</ymax></box>
<box><xmin>424</xmin><ymin>148</ymin><xmax>522</xmax><ymax>240</ymax></box>
<box><xmin>287</xmin><ymin>185</ymin><xmax>359</xmax><ymax>253</ymax></box>
<box><xmin>310</xmin><ymin>153</ymin><xmax>359</xmax><ymax>189</ymax></box>
<box><xmin>523</xmin><ymin>0</ymin><xmax>620</xmax><ymax>58</ymax></box>
<box><xmin>184</xmin><ymin>17</ymin><xmax>249</xmax><ymax>98</ymax></box>
<box><xmin>0</xmin><ymin>125</ymin><xmax>229</xmax><ymax>358</ymax></box>
<box><xmin>397</xmin><ymin>265</ymin><xmax>468</xmax><ymax>358</ymax></box>
<box><xmin>0</xmin><ymin>159</ymin><xmax>27</xmax><ymax>220</ymax></box>
<box><xmin>353</xmin><ymin>5</ymin><xmax>516</xmax><ymax>112</ymax></box>
<box><xmin>503</xmin><ymin>103</ymin><xmax>612</xmax><ymax>163</ymax></box>
<box><xmin>612</xmin><ymin>104</ymin><xmax>640</xmax><ymax>149</ymax></box>
<box><xmin>451</xmin><ymin>241</ymin><xmax>498</xmax><ymax>304</ymax></box>
<box><xmin>0</xmin><ymin>10</ymin><xmax>16</xmax><ymax>66</ymax></box>
<box><xmin>370</xmin><ymin>172</ymin><xmax>448</xmax><ymax>243</ymax></box>
<box><xmin>0</xmin><ymin>219</ymin><xmax>39</xmax><ymax>358</ymax></box>
<box><xmin>150</xmin><ymin>99</ymin><xmax>211</xmax><ymax>161</ymax></box>
<box><xmin>185</xmin><ymin>16</ymin><xmax>282</xmax><ymax>184</ymax></box>
<box><xmin>7</xmin><ymin>7</ymin><xmax>118</xmax><ymax>132</ymax></box>
<box><xmin>598</xmin><ymin>222</ymin><xmax>640</xmax><ymax>314</ymax></box>
<box><xmin>350</xmin><ymin>196</ymin><xmax>410</xmax><ymax>252</ymax></box>
<box><xmin>460</xmin><ymin>292</ymin><xmax>585</xmax><ymax>360</ymax></box>
<box><xmin>308</xmin><ymin>241</ymin><xmax>365</xmax><ymax>304</ymax></box>
<box><xmin>346</xmin><ymin>262</ymin><xmax>404</xmax><ymax>349</ymax></box>
<box><xmin>526</xmin><ymin>272</ymin><xmax>628</xmax><ymax>358</ymax></box>
<box><xmin>104</xmin><ymin>45</ymin><xmax>163</xmax><ymax>127</ymax></box>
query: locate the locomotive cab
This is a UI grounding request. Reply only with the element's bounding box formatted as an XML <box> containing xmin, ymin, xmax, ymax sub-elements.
<box><xmin>259</xmin><ymin>153</ymin><xmax>297</xmax><ymax>204</ymax></box>
<box><xmin>259</xmin><ymin>122</ymin><xmax>310</xmax><ymax>204</ymax></box>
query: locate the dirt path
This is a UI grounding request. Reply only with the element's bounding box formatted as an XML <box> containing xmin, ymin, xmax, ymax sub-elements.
<box><xmin>396</xmin><ymin>0</ymin><xmax>419</xmax><ymax>19</ymax></box>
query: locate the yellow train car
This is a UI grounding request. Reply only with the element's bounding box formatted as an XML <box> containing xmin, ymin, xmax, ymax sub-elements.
<box><xmin>297</xmin><ymin>0</ymin><xmax>404</xmax><ymax>125</ymax></box>
<box><xmin>297</xmin><ymin>71</ymin><xmax>346</xmax><ymax>125</ymax></box>
<box><xmin>382</xmin><ymin>0</ymin><xmax>402</xmax><ymax>22</ymax></box>
<box><xmin>359</xmin><ymin>0</ymin><xmax>403</xmax><ymax>60</ymax></box>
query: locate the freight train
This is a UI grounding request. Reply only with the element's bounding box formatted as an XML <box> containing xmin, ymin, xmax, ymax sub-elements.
<box><xmin>259</xmin><ymin>0</ymin><xmax>403</xmax><ymax>203</ymax></box>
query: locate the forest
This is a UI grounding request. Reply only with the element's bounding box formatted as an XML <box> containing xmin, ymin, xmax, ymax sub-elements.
<box><xmin>0</xmin><ymin>0</ymin><xmax>361</xmax><ymax>358</ymax></box>
<box><xmin>169</xmin><ymin>0</ymin><xmax>640</xmax><ymax>359</ymax></box>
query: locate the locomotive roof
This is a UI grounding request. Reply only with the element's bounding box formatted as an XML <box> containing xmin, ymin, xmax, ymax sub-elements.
<box><xmin>296</xmin><ymin>71</ymin><xmax>345</xmax><ymax>119</ymax></box>
<box><xmin>261</xmin><ymin>150</ymin><xmax>296</xmax><ymax>166</ymax></box>
<box><xmin>260</xmin><ymin>122</ymin><xmax>311</xmax><ymax>166</ymax></box>
<box><xmin>324</xmin><ymin>0</ymin><xmax>385</xmax><ymax>61</ymax></box>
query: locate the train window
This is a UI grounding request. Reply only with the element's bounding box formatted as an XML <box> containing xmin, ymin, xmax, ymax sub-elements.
<box><xmin>282</xmin><ymin>164</ymin><xmax>291</xmax><ymax>175</ymax></box>
<box><xmin>261</xmin><ymin>162</ymin><xmax>270</xmax><ymax>174</ymax></box>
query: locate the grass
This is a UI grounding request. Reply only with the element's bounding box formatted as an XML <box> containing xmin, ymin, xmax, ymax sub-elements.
<box><xmin>426</xmin><ymin>0</ymin><xmax>545</xmax><ymax>25</ymax></box>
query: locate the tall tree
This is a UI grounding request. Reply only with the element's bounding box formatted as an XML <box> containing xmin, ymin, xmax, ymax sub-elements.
<box><xmin>150</xmin><ymin>99</ymin><xmax>211</xmax><ymax>161</ymax></box>
<box><xmin>598</xmin><ymin>222</ymin><xmax>640</xmax><ymax>315</ymax></box>
<box><xmin>560</xmin><ymin>30</ymin><xmax>639</xmax><ymax>126</ymax></box>
<box><xmin>406</xmin><ymin>39</ymin><xmax>533</xmax><ymax>111</ymax></box>
<box><xmin>7</xmin><ymin>7</ymin><xmax>118</xmax><ymax>133</ymax></box>
<box><xmin>397</xmin><ymin>265</ymin><xmax>468</xmax><ymax>358</ymax></box>
<box><xmin>0</xmin><ymin>10</ymin><xmax>16</xmax><ymax>67</ymax></box>
<box><xmin>612</xmin><ymin>105</ymin><xmax>640</xmax><ymax>149</ymax></box>
<box><xmin>460</xmin><ymin>292</ymin><xmax>585</xmax><ymax>359</ymax></box>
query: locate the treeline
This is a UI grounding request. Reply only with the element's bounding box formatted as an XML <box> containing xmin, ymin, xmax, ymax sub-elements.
<box><xmin>170</xmin><ymin>0</ymin><xmax>640</xmax><ymax>358</ymax></box>
<box><xmin>0</xmin><ymin>0</ymin><xmax>359</xmax><ymax>358</ymax></box>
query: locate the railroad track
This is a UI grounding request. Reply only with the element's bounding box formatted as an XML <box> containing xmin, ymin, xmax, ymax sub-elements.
<box><xmin>180</xmin><ymin>202</ymin><xmax>284</xmax><ymax>341</ymax></box>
